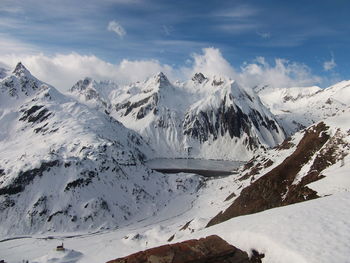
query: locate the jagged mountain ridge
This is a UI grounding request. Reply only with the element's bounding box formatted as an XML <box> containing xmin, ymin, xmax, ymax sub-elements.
<box><xmin>71</xmin><ymin>72</ymin><xmax>286</xmax><ymax>160</ymax></box>
<box><xmin>0</xmin><ymin>63</ymin><xmax>201</xmax><ymax>236</ymax></box>
<box><xmin>256</xmin><ymin>81</ymin><xmax>350</xmax><ymax>135</ymax></box>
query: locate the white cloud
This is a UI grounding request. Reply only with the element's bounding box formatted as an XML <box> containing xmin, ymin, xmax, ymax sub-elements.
<box><xmin>0</xmin><ymin>34</ymin><xmax>38</xmax><ymax>55</ymax></box>
<box><xmin>182</xmin><ymin>48</ymin><xmax>321</xmax><ymax>89</ymax></box>
<box><xmin>162</xmin><ymin>25</ymin><xmax>172</xmax><ymax>36</ymax></box>
<box><xmin>107</xmin><ymin>20</ymin><xmax>126</xmax><ymax>38</ymax></box>
<box><xmin>323</xmin><ymin>56</ymin><xmax>336</xmax><ymax>71</ymax></box>
<box><xmin>219</xmin><ymin>23</ymin><xmax>259</xmax><ymax>34</ymax></box>
<box><xmin>257</xmin><ymin>31</ymin><xmax>271</xmax><ymax>39</ymax></box>
<box><xmin>183</xmin><ymin>47</ymin><xmax>236</xmax><ymax>78</ymax></box>
<box><xmin>0</xmin><ymin>53</ymin><xmax>176</xmax><ymax>91</ymax></box>
<box><xmin>238</xmin><ymin>57</ymin><xmax>322</xmax><ymax>89</ymax></box>
<box><xmin>0</xmin><ymin>47</ymin><xmax>322</xmax><ymax>93</ymax></box>
<box><xmin>216</xmin><ymin>5</ymin><xmax>259</xmax><ymax>19</ymax></box>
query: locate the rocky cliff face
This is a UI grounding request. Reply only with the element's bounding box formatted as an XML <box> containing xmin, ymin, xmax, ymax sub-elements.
<box><xmin>72</xmin><ymin>73</ymin><xmax>286</xmax><ymax>160</ymax></box>
<box><xmin>207</xmin><ymin>108</ymin><xmax>350</xmax><ymax>227</ymax></box>
<box><xmin>182</xmin><ymin>79</ymin><xmax>284</xmax><ymax>158</ymax></box>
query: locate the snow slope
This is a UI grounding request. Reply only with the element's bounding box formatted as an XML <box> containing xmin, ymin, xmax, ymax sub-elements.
<box><xmin>0</xmin><ymin>63</ymin><xmax>201</xmax><ymax>236</ymax></box>
<box><xmin>257</xmin><ymin>81</ymin><xmax>350</xmax><ymax>135</ymax></box>
<box><xmin>1</xmin><ymin>158</ymin><xmax>349</xmax><ymax>263</ymax></box>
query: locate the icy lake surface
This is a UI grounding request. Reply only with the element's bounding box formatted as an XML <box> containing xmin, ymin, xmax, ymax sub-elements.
<box><xmin>146</xmin><ymin>158</ymin><xmax>244</xmax><ymax>177</ymax></box>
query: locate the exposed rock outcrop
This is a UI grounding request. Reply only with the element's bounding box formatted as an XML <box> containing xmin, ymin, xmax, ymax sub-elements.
<box><xmin>207</xmin><ymin>122</ymin><xmax>331</xmax><ymax>227</ymax></box>
<box><xmin>107</xmin><ymin>235</ymin><xmax>263</xmax><ymax>263</ymax></box>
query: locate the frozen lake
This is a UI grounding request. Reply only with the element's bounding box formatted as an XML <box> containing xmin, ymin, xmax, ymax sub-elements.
<box><xmin>146</xmin><ymin>158</ymin><xmax>244</xmax><ymax>177</ymax></box>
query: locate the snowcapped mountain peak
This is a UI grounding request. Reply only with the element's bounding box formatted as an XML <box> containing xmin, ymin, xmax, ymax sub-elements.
<box><xmin>211</xmin><ymin>75</ymin><xmax>227</xmax><ymax>87</ymax></box>
<box><xmin>141</xmin><ymin>72</ymin><xmax>172</xmax><ymax>94</ymax></box>
<box><xmin>0</xmin><ymin>62</ymin><xmax>51</xmax><ymax>102</ymax></box>
<box><xmin>70</xmin><ymin>77</ymin><xmax>93</xmax><ymax>92</ymax></box>
<box><xmin>152</xmin><ymin>72</ymin><xmax>171</xmax><ymax>87</ymax></box>
<box><xmin>155</xmin><ymin>71</ymin><xmax>169</xmax><ymax>84</ymax></box>
<box><xmin>192</xmin><ymin>73</ymin><xmax>208</xmax><ymax>84</ymax></box>
<box><xmin>12</xmin><ymin>62</ymin><xmax>31</xmax><ymax>78</ymax></box>
<box><xmin>69</xmin><ymin>77</ymin><xmax>115</xmax><ymax>111</ymax></box>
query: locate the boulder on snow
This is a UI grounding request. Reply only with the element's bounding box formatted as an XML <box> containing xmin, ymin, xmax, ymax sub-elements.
<box><xmin>106</xmin><ymin>235</ymin><xmax>263</xmax><ymax>263</ymax></box>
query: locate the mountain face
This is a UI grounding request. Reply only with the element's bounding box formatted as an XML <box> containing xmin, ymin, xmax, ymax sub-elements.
<box><xmin>72</xmin><ymin>73</ymin><xmax>286</xmax><ymax>161</ymax></box>
<box><xmin>70</xmin><ymin>77</ymin><xmax>118</xmax><ymax>113</ymax></box>
<box><xmin>207</xmin><ymin>107</ymin><xmax>350</xmax><ymax>227</ymax></box>
<box><xmin>256</xmin><ymin>82</ymin><xmax>350</xmax><ymax>135</ymax></box>
<box><xmin>0</xmin><ymin>64</ymin><xmax>201</xmax><ymax>236</ymax></box>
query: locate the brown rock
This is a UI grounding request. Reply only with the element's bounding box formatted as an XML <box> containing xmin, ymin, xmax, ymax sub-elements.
<box><xmin>106</xmin><ymin>235</ymin><xmax>263</xmax><ymax>263</ymax></box>
<box><xmin>207</xmin><ymin>122</ymin><xmax>330</xmax><ymax>227</ymax></box>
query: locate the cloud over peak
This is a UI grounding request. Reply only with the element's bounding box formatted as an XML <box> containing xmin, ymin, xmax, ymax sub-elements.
<box><xmin>0</xmin><ymin>47</ymin><xmax>324</xmax><ymax>93</ymax></box>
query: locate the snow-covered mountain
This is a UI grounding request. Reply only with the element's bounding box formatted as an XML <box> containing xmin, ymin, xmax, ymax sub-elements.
<box><xmin>69</xmin><ymin>77</ymin><xmax>117</xmax><ymax>112</ymax></box>
<box><xmin>72</xmin><ymin>72</ymin><xmax>286</xmax><ymax>160</ymax></box>
<box><xmin>1</xmin><ymin>64</ymin><xmax>350</xmax><ymax>263</ymax></box>
<box><xmin>0</xmin><ymin>63</ymin><xmax>201</xmax><ymax>236</ymax></box>
<box><xmin>256</xmin><ymin>81</ymin><xmax>350</xmax><ymax>135</ymax></box>
<box><xmin>207</xmin><ymin>106</ymin><xmax>350</xmax><ymax>226</ymax></box>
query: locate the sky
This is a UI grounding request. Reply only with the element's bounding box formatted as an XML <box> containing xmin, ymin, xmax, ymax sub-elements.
<box><xmin>0</xmin><ymin>0</ymin><xmax>349</xmax><ymax>91</ymax></box>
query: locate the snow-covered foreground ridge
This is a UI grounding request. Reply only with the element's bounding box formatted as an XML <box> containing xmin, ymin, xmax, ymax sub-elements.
<box><xmin>0</xmin><ymin>63</ymin><xmax>201</xmax><ymax>236</ymax></box>
<box><xmin>70</xmin><ymin>72</ymin><xmax>286</xmax><ymax>160</ymax></box>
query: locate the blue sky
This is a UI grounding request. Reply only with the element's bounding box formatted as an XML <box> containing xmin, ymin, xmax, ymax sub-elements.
<box><xmin>0</xmin><ymin>0</ymin><xmax>349</xmax><ymax>89</ymax></box>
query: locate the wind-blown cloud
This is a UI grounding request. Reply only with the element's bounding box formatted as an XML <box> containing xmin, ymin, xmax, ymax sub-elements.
<box><xmin>107</xmin><ymin>20</ymin><xmax>126</xmax><ymax>38</ymax></box>
<box><xmin>323</xmin><ymin>55</ymin><xmax>336</xmax><ymax>71</ymax></box>
<box><xmin>216</xmin><ymin>5</ymin><xmax>259</xmax><ymax>19</ymax></box>
<box><xmin>183</xmin><ymin>48</ymin><xmax>321</xmax><ymax>89</ymax></box>
<box><xmin>238</xmin><ymin>57</ymin><xmax>322</xmax><ymax>89</ymax></box>
<box><xmin>184</xmin><ymin>47</ymin><xmax>236</xmax><ymax>78</ymax></box>
<box><xmin>0</xmin><ymin>34</ymin><xmax>38</xmax><ymax>55</ymax></box>
<box><xmin>257</xmin><ymin>31</ymin><xmax>271</xmax><ymax>39</ymax></box>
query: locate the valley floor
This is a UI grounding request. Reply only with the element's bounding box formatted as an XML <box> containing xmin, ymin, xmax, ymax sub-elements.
<box><xmin>1</xmin><ymin>171</ymin><xmax>350</xmax><ymax>263</ymax></box>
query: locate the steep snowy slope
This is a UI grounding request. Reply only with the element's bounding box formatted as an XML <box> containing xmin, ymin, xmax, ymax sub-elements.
<box><xmin>72</xmin><ymin>73</ymin><xmax>285</xmax><ymax>160</ymax></box>
<box><xmin>1</xmin><ymin>109</ymin><xmax>349</xmax><ymax>263</ymax></box>
<box><xmin>181</xmin><ymin>75</ymin><xmax>285</xmax><ymax>160</ymax></box>
<box><xmin>257</xmin><ymin>81</ymin><xmax>350</xmax><ymax>135</ymax></box>
<box><xmin>207</xmin><ymin>107</ymin><xmax>350</xmax><ymax>226</ymax></box>
<box><xmin>0</xmin><ymin>63</ymin><xmax>201</xmax><ymax>236</ymax></box>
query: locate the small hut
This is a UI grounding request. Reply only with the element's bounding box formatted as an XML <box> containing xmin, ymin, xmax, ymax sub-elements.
<box><xmin>56</xmin><ymin>243</ymin><xmax>65</xmax><ymax>251</ymax></box>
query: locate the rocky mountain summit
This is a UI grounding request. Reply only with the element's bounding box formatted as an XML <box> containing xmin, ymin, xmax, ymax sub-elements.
<box><xmin>72</xmin><ymin>72</ymin><xmax>286</xmax><ymax>160</ymax></box>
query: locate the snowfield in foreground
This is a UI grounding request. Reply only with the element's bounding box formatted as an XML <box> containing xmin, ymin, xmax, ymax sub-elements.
<box><xmin>1</xmin><ymin>188</ymin><xmax>349</xmax><ymax>263</ymax></box>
